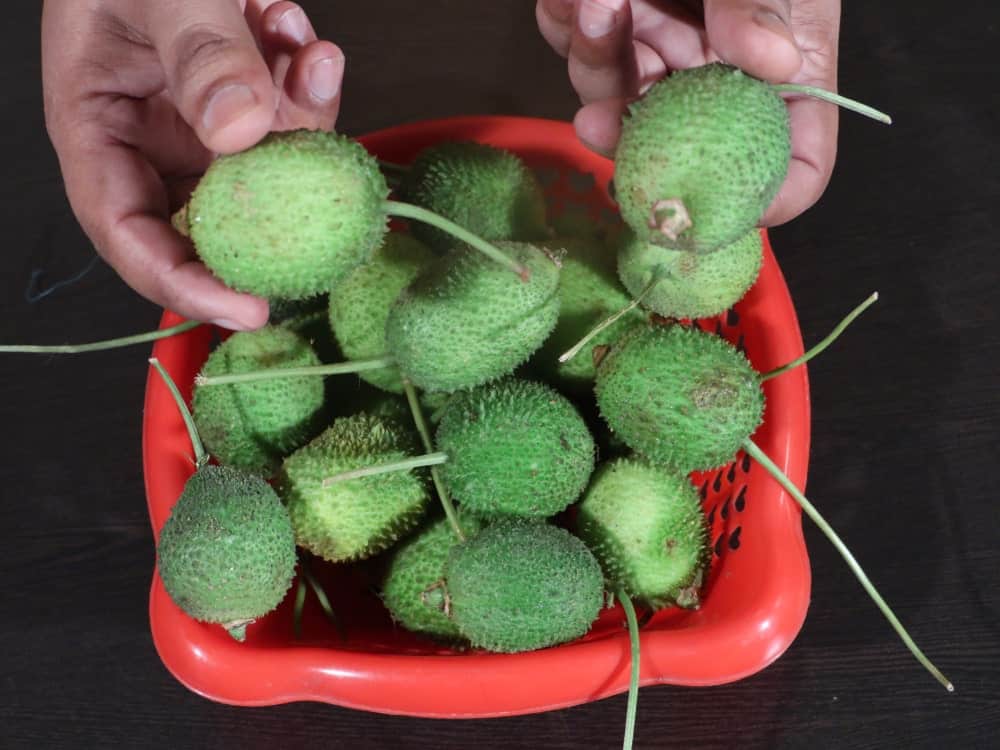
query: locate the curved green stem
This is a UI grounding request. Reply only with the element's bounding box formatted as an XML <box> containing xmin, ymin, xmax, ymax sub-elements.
<box><xmin>149</xmin><ymin>357</ymin><xmax>207</xmax><ymax>468</ymax></box>
<box><xmin>299</xmin><ymin>553</ymin><xmax>346</xmax><ymax>641</ymax></box>
<box><xmin>195</xmin><ymin>356</ymin><xmax>395</xmax><ymax>387</ymax></box>
<box><xmin>292</xmin><ymin>575</ymin><xmax>307</xmax><ymax>641</ymax></box>
<box><xmin>402</xmin><ymin>378</ymin><xmax>465</xmax><ymax>542</ymax></box>
<box><xmin>617</xmin><ymin>588</ymin><xmax>641</xmax><ymax>750</ymax></box>
<box><xmin>762</xmin><ymin>292</ymin><xmax>878</xmax><ymax>381</ymax></box>
<box><xmin>742</xmin><ymin>437</ymin><xmax>953</xmax><ymax>692</ymax></box>
<box><xmin>322</xmin><ymin>452</ymin><xmax>448</xmax><ymax>486</ymax></box>
<box><xmin>772</xmin><ymin>84</ymin><xmax>892</xmax><ymax>124</ymax></box>
<box><xmin>1</xmin><ymin>319</ymin><xmax>200</xmax><ymax>354</ymax></box>
<box><xmin>559</xmin><ymin>272</ymin><xmax>660</xmax><ymax>364</ymax></box>
<box><xmin>384</xmin><ymin>200</ymin><xmax>528</xmax><ymax>279</ymax></box>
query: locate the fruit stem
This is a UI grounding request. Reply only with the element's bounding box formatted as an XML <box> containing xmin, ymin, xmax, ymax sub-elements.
<box><xmin>148</xmin><ymin>357</ymin><xmax>207</xmax><ymax>469</ymax></box>
<box><xmin>378</xmin><ymin>159</ymin><xmax>409</xmax><ymax>176</ymax></box>
<box><xmin>741</xmin><ymin>437</ymin><xmax>954</xmax><ymax>692</ymax></box>
<box><xmin>195</xmin><ymin>356</ymin><xmax>395</xmax><ymax>387</ymax></box>
<box><xmin>402</xmin><ymin>378</ymin><xmax>466</xmax><ymax>542</ymax></box>
<box><xmin>1</xmin><ymin>319</ymin><xmax>200</xmax><ymax>354</ymax></box>
<box><xmin>384</xmin><ymin>200</ymin><xmax>529</xmax><ymax>280</ymax></box>
<box><xmin>292</xmin><ymin>575</ymin><xmax>307</xmax><ymax>641</ymax></box>
<box><xmin>558</xmin><ymin>272</ymin><xmax>660</xmax><ymax>364</ymax></box>
<box><xmin>762</xmin><ymin>292</ymin><xmax>878</xmax><ymax>381</ymax></box>
<box><xmin>322</xmin><ymin>452</ymin><xmax>449</xmax><ymax>486</ymax></box>
<box><xmin>298</xmin><ymin>552</ymin><xmax>346</xmax><ymax>641</ymax></box>
<box><xmin>617</xmin><ymin>587</ymin><xmax>641</xmax><ymax>750</ymax></box>
<box><xmin>772</xmin><ymin>84</ymin><xmax>892</xmax><ymax>124</ymax></box>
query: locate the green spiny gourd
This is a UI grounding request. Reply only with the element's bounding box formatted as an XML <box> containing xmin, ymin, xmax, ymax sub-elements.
<box><xmin>614</xmin><ymin>63</ymin><xmax>790</xmax><ymax>254</ymax></box>
<box><xmin>595</xmin><ymin>322</ymin><xmax>763</xmax><ymax>471</ymax></box>
<box><xmin>436</xmin><ymin>378</ymin><xmax>595</xmax><ymax>518</ymax></box>
<box><xmin>329</xmin><ymin>231</ymin><xmax>435</xmax><ymax>393</ymax></box>
<box><xmin>186</xmin><ymin>130</ymin><xmax>389</xmax><ymax>298</ymax></box>
<box><xmin>617</xmin><ymin>228</ymin><xmax>763</xmax><ymax>320</ymax></box>
<box><xmin>385</xmin><ymin>242</ymin><xmax>561</xmax><ymax>392</ymax></box>
<box><xmin>400</xmin><ymin>141</ymin><xmax>549</xmax><ymax>251</ymax></box>
<box><xmin>444</xmin><ymin>519</ymin><xmax>604</xmax><ymax>653</ymax></box>
<box><xmin>192</xmin><ymin>325</ymin><xmax>326</xmax><ymax>476</ymax></box>
<box><xmin>380</xmin><ymin>512</ymin><xmax>485</xmax><ymax>641</ymax></box>
<box><xmin>531</xmin><ymin>236</ymin><xmax>644</xmax><ymax>389</ymax></box>
<box><xmin>277</xmin><ymin>413</ymin><xmax>431</xmax><ymax>562</ymax></box>
<box><xmin>576</xmin><ymin>458</ymin><xmax>710</xmax><ymax>610</ymax></box>
<box><xmin>269</xmin><ymin>294</ymin><xmax>343</xmax><ymax>364</ymax></box>
<box><xmin>157</xmin><ymin>464</ymin><xmax>297</xmax><ymax>641</ymax></box>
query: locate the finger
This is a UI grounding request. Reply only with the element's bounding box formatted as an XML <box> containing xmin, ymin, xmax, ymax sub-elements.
<box><xmin>568</xmin><ymin>0</ymin><xmax>638</xmax><ymax>104</ymax></box>
<box><xmin>573</xmin><ymin>98</ymin><xmax>629</xmax><ymax>157</ymax></box>
<box><xmin>631</xmin><ymin>2</ymin><xmax>712</xmax><ymax>71</ymax></box>
<box><xmin>536</xmin><ymin>0</ymin><xmax>577</xmax><ymax>58</ymax></box>
<box><xmin>60</xmin><ymin>129</ymin><xmax>268</xmax><ymax>329</ymax></box>
<box><xmin>703</xmin><ymin>0</ymin><xmax>802</xmax><ymax>82</ymax></box>
<box><xmin>274</xmin><ymin>41</ymin><xmax>345</xmax><ymax>131</ymax></box>
<box><xmin>143</xmin><ymin>0</ymin><xmax>279</xmax><ymax>154</ymax></box>
<box><xmin>259</xmin><ymin>1</ymin><xmax>317</xmax><ymax>78</ymax></box>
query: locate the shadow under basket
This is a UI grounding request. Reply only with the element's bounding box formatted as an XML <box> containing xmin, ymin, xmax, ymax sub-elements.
<box><xmin>142</xmin><ymin>115</ymin><xmax>812</xmax><ymax>717</ymax></box>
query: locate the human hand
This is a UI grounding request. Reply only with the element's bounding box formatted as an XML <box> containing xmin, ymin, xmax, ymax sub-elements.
<box><xmin>42</xmin><ymin>0</ymin><xmax>345</xmax><ymax>329</ymax></box>
<box><xmin>536</xmin><ymin>0</ymin><xmax>840</xmax><ymax>227</ymax></box>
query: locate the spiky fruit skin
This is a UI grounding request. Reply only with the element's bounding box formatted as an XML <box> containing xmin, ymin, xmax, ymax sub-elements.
<box><xmin>380</xmin><ymin>514</ymin><xmax>485</xmax><ymax>641</ymax></box>
<box><xmin>595</xmin><ymin>323</ymin><xmax>764</xmax><ymax>471</ymax></box>
<box><xmin>436</xmin><ymin>379</ymin><xmax>595</xmax><ymax>517</ymax></box>
<box><xmin>157</xmin><ymin>465</ymin><xmax>297</xmax><ymax>633</ymax></box>
<box><xmin>614</xmin><ymin>63</ymin><xmax>790</xmax><ymax>253</ymax></box>
<box><xmin>277</xmin><ymin>414</ymin><xmax>430</xmax><ymax>563</ymax></box>
<box><xmin>445</xmin><ymin>520</ymin><xmax>604</xmax><ymax>653</ymax></box>
<box><xmin>192</xmin><ymin>326</ymin><xmax>325</xmax><ymax>476</ymax></box>
<box><xmin>269</xmin><ymin>294</ymin><xmax>342</xmax><ymax>364</ymax></box>
<box><xmin>400</xmin><ymin>141</ymin><xmax>549</xmax><ymax>251</ymax></box>
<box><xmin>188</xmin><ymin>129</ymin><xmax>389</xmax><ymax>299</ymax></box>
<box><xmin>617</xmin><ymin>228</ymin><xmax>763</xmax><ymax>319</ymax></box>
<box><xmin>576</xmin><ymin>459</ymin><xmax>710</xmax><ymax>610</ymax></box>
<box><xmin>385</xmin><ymin>242</ymin><xmax>561</xmax><ymax>392</ymax></box>
<box><xmin>532</xmin><ymin>237</ymin><xmax>644</xmax><ymax>390</ymax></box>
<box><xmin>329</xmin><ymin>232</ymin><xmax>435</xmax><ymax>393</ymax></box>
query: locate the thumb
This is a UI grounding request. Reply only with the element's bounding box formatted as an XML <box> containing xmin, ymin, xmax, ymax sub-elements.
<box><xmin>146</xmin><ymin>1</ymin><xmax>278</xmax><ymax>154</ymax></box>
<box><xmin>703</xmin><ymin>1</ymin><xmax>802</xmax><ymax>83</ymax></box>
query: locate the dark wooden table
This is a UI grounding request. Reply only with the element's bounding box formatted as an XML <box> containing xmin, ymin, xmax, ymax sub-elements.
<box><xmin>2</xmin><ymin>2</ymin><xmax>997</xmax><ymax>747</ymax></box>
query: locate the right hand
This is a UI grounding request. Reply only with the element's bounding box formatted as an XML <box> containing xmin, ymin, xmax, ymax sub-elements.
<box><xmin>42</xmin><ymin>0</ymin><xmax>345</xmax><ymax>330</ymax></box>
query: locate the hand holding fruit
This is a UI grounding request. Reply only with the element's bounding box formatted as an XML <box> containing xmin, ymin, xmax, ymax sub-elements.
<box><xmin>536</xmin><ymin>0</ymin><xmax>841</xmax><ymax>227</ymax></box>
<box><xmin>41</xmin><ymin>0</ymin><xmax>345</xmax><ymax>330</ymax></box>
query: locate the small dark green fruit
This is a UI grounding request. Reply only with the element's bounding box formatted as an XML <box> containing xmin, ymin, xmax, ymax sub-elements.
<box><xmin>192</xmin><ymin>326</ymin><xmax>325</xmax><ymax>476</ymax></box>
<box><xmin>445</xmin><ymin>520</ymin><xmax>604</xmax><ymax>652</ymax></box>
<box><xmin>157</xmin><ymin>465</ymin><xmax>297</xmax><ymax>640</ymax></box>
<box><xmin>577</xmin><ymin>458</ymin><xmax>710</xmax><ymax>609</ymax></box>
<box><xmin>595</xmin><ymin>323</ymin><xmax>763</xmax><ymax>471</ymax></box>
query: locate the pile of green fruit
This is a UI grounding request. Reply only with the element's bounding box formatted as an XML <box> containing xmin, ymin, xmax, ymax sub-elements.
<box><xmin>4</xmin><ymin>62</ymin><xmax>948</xmax><ymax>750</ymax></box>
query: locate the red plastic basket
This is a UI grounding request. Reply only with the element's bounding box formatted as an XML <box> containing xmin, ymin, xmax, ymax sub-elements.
<box><xmin>142</xmin><ymin>115</ymin><xmax>812</xmax><ymax>717</ymax></box>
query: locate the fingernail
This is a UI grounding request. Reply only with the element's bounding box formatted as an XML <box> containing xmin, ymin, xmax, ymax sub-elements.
<box><xmin>210</xmin><ymin>318</ymin><xmax>246</xmax><ymax>331</ymax></box>
<box><xmin>202</xmin><ymin>84</ymin><xmax>258</xmax><ymax>133</ymax></box>
<box><xmin>276</xmin><ymin>6</ymin><xmax>310</xmax><ymax>45</ymax></box>
<box><xmin>580</xmin><ymin>0</ymin><xmax>623</xmax><ymax>39</ymax></box>
<box><xmin>308</xmin><ymin>56</ymin><xmax>343</xmax><ymax>101</ymax></box>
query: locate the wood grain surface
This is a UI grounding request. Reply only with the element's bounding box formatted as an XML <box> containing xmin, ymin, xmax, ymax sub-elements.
<box><xmin>1</xmin><ymin>2</ymin><xmax>997</xmax><ymax>748</ymax></box>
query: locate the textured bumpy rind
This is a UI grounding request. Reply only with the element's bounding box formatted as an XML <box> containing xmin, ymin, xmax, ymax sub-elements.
<box><xmin>329</xmin><ymin>232</ymin><xmax>435</xmax><ymax>393</ymax></box>
<box><xmin>531</xmin><ymin>236</ymin><xmax>644</xmax><ymax>389</ymax></box>
<box><xmin>400</xmin><ymin>141</ymin><xmax>549</xmax><ymax>251</ymax></box>
<box><xmin>595</xmin><ymin>323</ymin><xmax>764</xmax><ymax>471</ymax></box>
<box><xmin>445</xmin><ymin>520</ymin><xmax>604</xmax><ymax>653</ymax></box>
<box><xmin>576</xmin><ymin>458</ymin><xmax>710</xmax><ymax>610</ymax></box>
<box><xmin>192</xmin><ymin>326</ymin><xmax>326</xmax><ymax>476</ymax></box>
<box><xmin>277</xmin><ymin>414</ymin><xmax>430</xmax><ymax>562</ymax></box>
<box><xmin>614</xmin><ymin>63</ymin><xmax>790</xmax><ymax>253</ymax></box>
<box><xmin>385</xmin><ymin>242</ymin><xmax>561</xmax><ymax>392</ymax></box>
<box><xmin>157</xmin><ymin>465</ymin><xmax>297</xmax><ymax>629</ymax></box>
<box><xmin>188</xmin><ymin>129</ymin><xmax>389</xmax><ymax>298</ymax></box>
<box><xmin>617</xmin><ymin>228</ymin><xmax>763</xmax><ymax>319</ymax></box>
<box><xmin>436</xmin><ymin>379</ymin><xmax>595</xmax><ymax>517</ymax></box>
<box><xmin>380</xmin><ymin>513</ymin><xmax>485</xmax><ymax>641</ymax></box>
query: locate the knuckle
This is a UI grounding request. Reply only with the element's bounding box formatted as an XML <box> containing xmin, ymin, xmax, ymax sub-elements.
<box><xmin>169</xmin><ymin>24</ymin><xmax>244</xmax><ymax>87</ymax></box>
